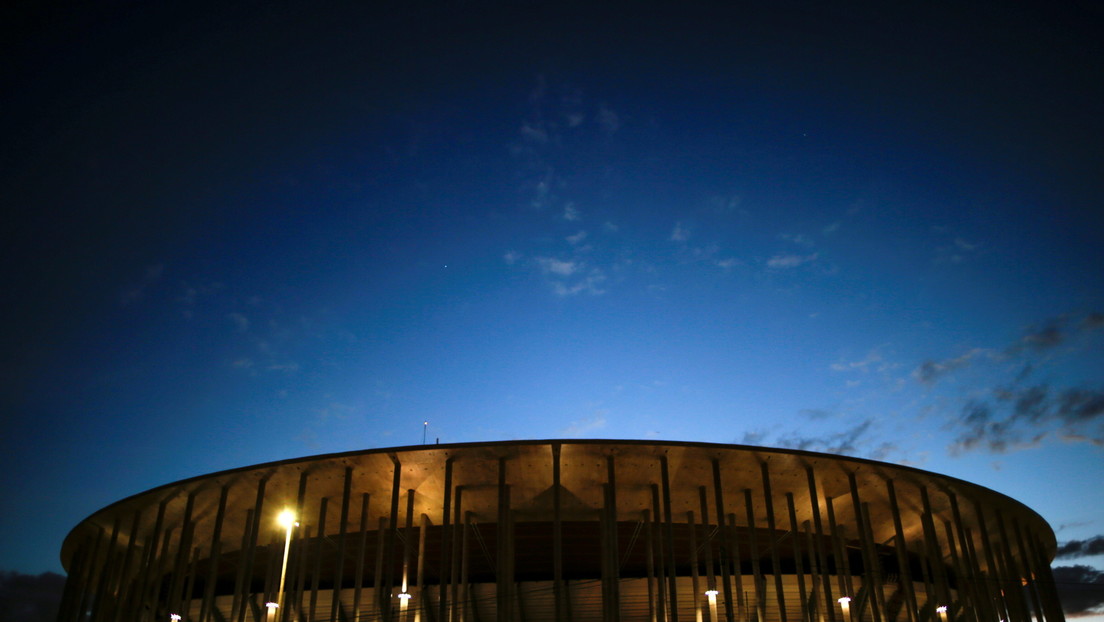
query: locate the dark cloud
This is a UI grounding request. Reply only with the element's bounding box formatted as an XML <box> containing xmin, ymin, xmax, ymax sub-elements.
<box><xmin>949</xmin><ymin>385</ymin><xmax>1104</xmax><ymax>455</ymax></box>
<box><xmin>774</xmin><ymin>418</ymin><xmax>896</xmax><ymax>459</ymax></box>
<box><xmin>1052</xmin><ymin>565</ymin><xmax>1104</xmax><ymax>617</ymax></box>
<box><xmin>1057</xmin><ymin>536</ymin><xmax>1104</xmax><ymax>560</ymax></box>
<box><xmin>919</xmin><ymin>311</ymin><xmax>1101</xmax><ymax>387</ymax></box>
<box><xmin>0</xmin><ymin>571</ymin><xmax>65</xmax><ymax>622</ymax></box>
<box><xmin>913</xmin><ymin>349</ymin><xmax>984</xmax><ymax>385</ymax></box>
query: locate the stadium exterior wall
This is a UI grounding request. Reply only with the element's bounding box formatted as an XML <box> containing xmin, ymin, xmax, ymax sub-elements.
<box><xmin>56</xmin><ymin>440</ymin><xmax>1064</xmax><ymax>622</ymax></box>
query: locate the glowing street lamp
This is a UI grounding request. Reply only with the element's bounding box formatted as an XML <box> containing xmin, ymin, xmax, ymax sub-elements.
<box><xmin>275</xmin><ymin>510</ymin><xmax>297</xmax><ymax>622</ymax></box>
<box><xmin>705</xmin><ymin>590</ymin><xmax>720</xmax><ymax>622</ymax></box>
<box><xmin>170</xmin><ymin>615</ymin><xmax>181</xmax><ymax>622</ymax></box>
<box><xmin>838</xmin><ymin>596</ymin><xmax>852</xmax><ymax>622</ymax></box>
<box><xmin>937</xmin><ymin>605</ymin><xmax>949</xmax><ymax>622</ymax></box>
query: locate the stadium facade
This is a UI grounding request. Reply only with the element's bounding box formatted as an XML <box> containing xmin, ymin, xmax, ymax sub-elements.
<box><xmin>57</xmin><ymin>440</ymin><xmax>1065</xmax><ymax>622</ymax></box>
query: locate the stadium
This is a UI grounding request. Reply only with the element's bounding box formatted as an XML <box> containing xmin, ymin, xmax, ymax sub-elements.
<box><xmin>56</xmin><ymin>440</ymin><xmax>1065</xmax><ymax>622</ymax></box>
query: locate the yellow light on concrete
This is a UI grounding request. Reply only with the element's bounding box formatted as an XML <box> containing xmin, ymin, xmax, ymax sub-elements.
<box><xmin>936</xmin><ymin>607</ymin><xmax>947</xmax><ymax>614</ymax></box>
<box><xmin>170</xmin><ymin>615</ymin><xmax>181</xmax><ymax>622</ymax></box>
<box><xmin>266</xmin><ymin>603</ymin><xmax>279</xmax><ymax>610</ymax></box>
<box><xmin>398</xmin><ymin>592</ymin><xmax>412</xmax><ymax>600</ymax></box>
<box><xmin>837</xmin><ymin>597</ymin><xmax>851</xmax><ymax>605</ymax></box>
<box><xmin>705</xmin><ymin>590</ymin><xmax>718</xmax><ymax>596</ymax></box>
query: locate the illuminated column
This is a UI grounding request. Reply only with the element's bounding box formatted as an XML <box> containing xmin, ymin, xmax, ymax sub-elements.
<box><xmin>688</xmin><ymin>510</ymin><xmax>703</xmax><ymax>622</ymax></box>
<box><xmin>760</xmin><ymin>462</ymin><xmax>788</xmax><ymax>622</ymax></box>
<box><xmin>838</xmin><ymin>597</ymin><xmax>852</xmax><ymax>622</ymax></box>
<box><xmin>711</xmin><ymin>459</ymin><xmax>735</xmax><ymax>622</ymax></box>
<box><xmin>439</xmin><ymin>458</ymin><xmax>453</xmax><ymax>622</ymax></box>
<box><xmin>198</xmin><ymin>487</ymin><xmax>228</xmax><ymax>622</ymax></box>
<box><xmin>743</xmin><ymin>489</ymin><xmax>766</xmax><ymax>622</ymax></box>
<box><xmin>660</xmin><ymin>456</ymin><xmax>679</xmax><ymax>622</ymax></box>
<box><xmin>308</xmin><ymin>498</ymin><xmax>328</xmax><ymax>622</ymax></box>
<box><xmin>331</xmin><ymin>467</ymin><xmax>353</xmax><ymax>622</ymax></box>
<box><xmin>352</xmin><ymin>494</ymin><xmax>370</xmax><ymax>622</ymax></box>
<box><xmin>806</xmin><ymin>467</ymin><xmax>836</xmax><ymax>622</ymax></box>
<box><xmin>784</xmin><ymin>494</ymin><xmax>809</xmax><ymax>622</ymax></box>
<box><xmin>553</xmin><ymin>445</ymin><xmax>564</xmax><ymax>622</ymax></box>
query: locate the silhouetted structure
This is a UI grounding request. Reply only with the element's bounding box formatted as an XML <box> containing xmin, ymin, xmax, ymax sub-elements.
<box><xmin>57</xmin><ymin>440</ymin><xmax>1065</xmax><ymax>622</ymax></box>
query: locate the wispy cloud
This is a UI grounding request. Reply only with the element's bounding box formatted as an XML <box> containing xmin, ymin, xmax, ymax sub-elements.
<box><xmin>670</xmin><ymin>222</ymin><xmax>690</xmax><ymax>242</ymax></box>
<box><xmin>566</xmin><ymin>230</ymin><xmax>588</xmax><ymax>245</ymax></box>
<box><xmin>503</xmin><ymin>251</ymin><xmax>521</xmax><ymax>265</ymax></box>
<box><xmin>779</xmin><ymin>233</ymin><xmax>815</xmax><ymax>247</ymax></box>
<box><xmin>536</xmin><ymin>257</ymin><xmax>580</xmax><ymax>277</ymax></box>
<box><xmin>563</xmin><ymin>203</ymin><xmax>580</xmax><ymax>221</ymax></box>
<box><xmin>766</xmin><ymin>252</ymin><xmax>818</xmax><ymax>269</ymax></box>
<box><xmin>552</xmin><ymin>270</ymin><xmax>606</xmax><ymax>296</ymax></box>
<box><xmin>560</xmin><ymin>409</ymin><xmax>609</xmax><ymax>436</ymax></box>
<box><xmin>913</xmin><ymin>348</ymin><xmax>991</xmax><ymax>384</ymax></box>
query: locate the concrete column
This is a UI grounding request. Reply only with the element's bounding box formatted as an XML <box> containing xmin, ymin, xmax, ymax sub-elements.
<box><xmin>918</xmin><ymin>487</ymin><xmax>950</xmax><ymax>615</ymax></box>
<box><xmin>806</xmin><ymin>467</ymin><xmax>835</xmax><ymax>622</ymax></box>
<box><xmin>606</xmin><ymin>454</ymin><xmax>621</xmax><ymax>622</ymax></box>
<box><xmin>661</xmin><ymin>456</ymin><xmax>679</xmax><ymax>622</ymax></box>
<box><xmin>384</xmin><ymin>456</ymin><xmax>404</xmax><ymax>621</ymax></box>
<box><xmin>416</xmin><ymin>513</ymin><xmax>429</xmax><ymax>622</ymax></box>
<box><xmin>727</xmin><ymin>513</ymin><xmax>746</xmax><ymax>622</ymax></box>
<box><xmin>497</xmin><ymin>457</ymin><xmax>513</xmax><ymax>622</ymax></box>
<box><xmin>440</xmin><ymin>458</ymin><xmax>454</xmax><ymax>622</ymax></box>
<box><xmin>399</xmin><ymin>490</ymin><xmax>417</xmax><ymax>622</ymax></box>
<box><xmin>1011</xmin><ymin>518</ymin><xmax>1045</xmax><ymax>622</ymax></box>
<box><xmin>112</xmin><ymin>509</ymin><xmax>143</xmax><ymax>622</ymax></box>
<box><xmin>743</xmin><ymin>490</ymin><xmax>765</xmax><ymax>622</ymax></box>
<box><xmin>229</xmin><ymin>510</ymin><xmax>253</xmax><ymax>622</ymax></box>
<box><xmin>784</xmin><ymin>495</ymin><xmax>808</xmax><ymax>622</ymax></box>
<box><xmin>352</xmin><ymin>494</ymin><xmax>371</xmax><ymax>622</ymax></box>
<box><xmin>199</xmin><ymin>486</ymin><xmax>229</xmax><ymax>622</ymax></box>
<box><xmin>308</xmin><ymin>497</ymin><xmax>329</xmax><ymax>622</ymax></box>
<box><xmin>711</xmin><ymin>460</ymin><xmax>735</xmax><ymax>622</ymax></box>
<box><xmin>885</xmin><ymin>479</ymin><xmax>918</xmax><ymax>622</ymax></box>
<box><xmin>292</xmin><ymin>524</ymin><xmax>312</xmax><ymax>621</ymax></box>
<box><xmin>760</xmin><ymin>462</ymin><xmax>787</xmax><ymax>622</ymax></box>
<box><xmin>78</xmin><ymin>531</ymin><xmax>105</xmax><ymax>622</ymax></box>
<box><xmin>651</xmin><ymin>484</ymin><xmax>668</xmax><ymax>622</ymax></box>
<box><xmin>949</xmin><ymin>492</ymin><xmax>991</xmax><ymax>622</ymax></box>
<box><xmin>553</xmin><ymin>445</ymin><xmax>564</xmax><ymax>622</ymax></box>
<box><xmin>646</xmin><ymin>509</ymin><xmax>657</xmax><ymax>622</ymax></box>
<box><xmin>847</xmin><ymin>474</ymin><xmax>883</xmax><ymax>622</ymax></box>
<box><xmin>461</xmin><ymin>511</ymin><xmax>472</xmax><ymax>622</ymax></box>
<box><xmin>941</xmin><ymin>519</ymin><xmax>972</xmax><ymax>622</ymax></box>
<box><xmin>824</xmin><ymin>497</ymin><xmax>852</xmax><ymax>601</ymax></box>
<box><xmin>451</xmin><ymin>487</ymin><xmax>464</xmax><ymax>622</ymax></box>
<box><xmin>332</xmin><ymin>467</ymin><xmax>354</xmax><ymax>622</ymax></box>
<box><xmin>374</xmin><ymin>518</ymin><xmax>388</xmax><ymax>622</ymax></box>
<box><xmin>687</xmin><ymin>510</ymin><xmax>703</xmax><ymax>622</ymax></box>
<box><xmin>699</xmin><ymin>487</ymin><xmax>718</xmax><ymax>620</ymax></box>
<box><xmin>237</xmin><ymin>478</ymin><xmax>268</xmax><ymax>622</ymax></box>
<box><xmin>90</xmin><ymin>516</ymin><xmax>120</xmax><ymax>622</ymax></box>
<box><xmin>971</xmin><ymin>500</ymin><xmax>1004</xmax><ymax>622</ymax></box>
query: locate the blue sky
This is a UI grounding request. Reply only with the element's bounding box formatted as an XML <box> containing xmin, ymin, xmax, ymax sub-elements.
<box><xmin>2</xmin><ymin>2</ymin><xmax>1102</xmax><ymax>616</ymax></box>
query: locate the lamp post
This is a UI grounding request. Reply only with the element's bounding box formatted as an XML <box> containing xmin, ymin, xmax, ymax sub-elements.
<box><xmin>936</xmin><ymin>605</ymin><xmax>948</xmax><ymax>622</ymax></box>
<box><xmin>265</xmin><ymin>602</ymin><xmax>278</xmax><ymax>622</ymax></box>
<box><xmin>276</xmin><ymin>510</ymin><xmax>297</xmax><ymax>622</ymax></box>
<box><xmin>838</xmin><ymin>596</ymin><xmax>852</xmax><ymax>622</ymax></box>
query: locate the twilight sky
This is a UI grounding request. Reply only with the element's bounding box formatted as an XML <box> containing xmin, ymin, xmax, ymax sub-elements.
<box><xmin>2</xmin><ymin>2</ymin><xmax>1102</xmax><ymax>615</ymax></box>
